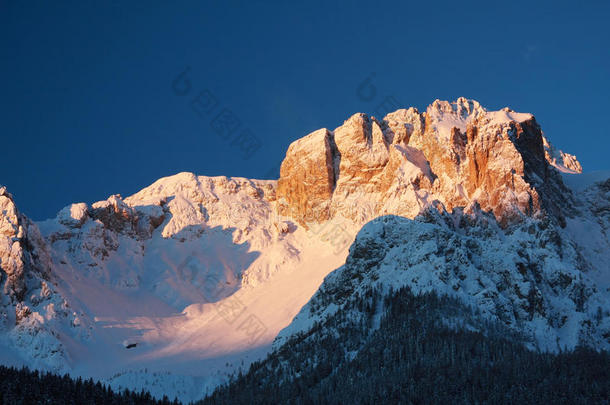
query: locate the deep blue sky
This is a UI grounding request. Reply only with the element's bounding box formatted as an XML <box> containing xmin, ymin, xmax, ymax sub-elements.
<box><xmin>2</xmin><ymin>1</ymin><xmax>609</xmax><ymax>220</ymax></box>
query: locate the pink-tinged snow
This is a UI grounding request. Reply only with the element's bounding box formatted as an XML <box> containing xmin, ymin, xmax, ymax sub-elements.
<box><xmin>59</xmin><ymin>242</ymin><xmax>347</xmax><ymax>401</ymax></box>
<box><xmin>22</xmin><ymin>173</ymin><xmax>354</xmax><ymax>402</ymax></box>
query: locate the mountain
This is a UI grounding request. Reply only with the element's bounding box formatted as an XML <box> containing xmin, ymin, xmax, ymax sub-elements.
<box><xmin>0</xmin><ymin>98</ymin><xmax>608</xmax><ymax>402</ymax></box>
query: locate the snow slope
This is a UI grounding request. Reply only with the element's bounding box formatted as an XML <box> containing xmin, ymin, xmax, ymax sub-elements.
<box><xmin>2</xmin><ymin>173</ymin><xmax>358</xmax><ymax>402</ymax></box>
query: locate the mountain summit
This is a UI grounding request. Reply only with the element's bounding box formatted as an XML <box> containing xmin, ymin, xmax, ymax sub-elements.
<box><xmin>278</xmin><ymin>97</ymin><xmax>579</xmax><ymax>228</ymax></box>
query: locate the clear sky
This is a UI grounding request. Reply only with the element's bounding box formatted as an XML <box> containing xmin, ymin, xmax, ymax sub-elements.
<box><xmin>2</xmin><ymin>1</ymin><xmax>609</xmax><ymax>220</ymax></box>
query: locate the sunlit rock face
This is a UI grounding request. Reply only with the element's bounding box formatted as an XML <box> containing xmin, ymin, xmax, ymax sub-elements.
<box><xmin>0</xmin><ymin>187</ymin><xmax>29</xmax><ymax>301</ymax></box>
<box><xmin>0</xmin><ymin>187</ymin><xmax>51</xmax><ymax>302</ymax></box>
<box><xmin>277</xmin><ymin>128</ymin><xmax>336</xmax><ymax>223</ymax></box>
<box><xmin>277</xmin><ymin>97</ymin><xmax>578</xmax><ymax>227</ymax></box>
<box><xmin>0</xmin><ymin>186</ymin><xmax>79</xmax><ymax>371</ymax></box>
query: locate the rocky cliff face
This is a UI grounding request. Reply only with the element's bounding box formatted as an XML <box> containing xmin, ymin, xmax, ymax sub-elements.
<box><xmin>0</xmin><ymin>187</ymin><xmax>82</xmax><ymax>371</ymax></box>
<box><xmin>0</xmin><ymin>186</ymin><xmax>50</xmax><ymax>308</ymax></box>
<box><xmin>277</xmin><ymin>98</ymin><xmax>578</xmax><ymax>228</ymax></box>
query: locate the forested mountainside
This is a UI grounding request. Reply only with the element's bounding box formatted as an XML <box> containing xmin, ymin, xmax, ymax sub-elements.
<box><xmin>201</xmin><ymin>286</ymin><xmax>610</xmax><ymax>405</ymax></box>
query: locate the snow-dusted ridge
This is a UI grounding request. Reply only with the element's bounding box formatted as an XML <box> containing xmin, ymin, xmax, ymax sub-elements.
<box><xmin>277</xmin><ymin>203</ymin><xmax>610</xmax><ymax>352</ymax></box>
<box><xmin>0</xmin><ymin>98</ymin><xmax>608</xmax><ymax>402</ymax></box>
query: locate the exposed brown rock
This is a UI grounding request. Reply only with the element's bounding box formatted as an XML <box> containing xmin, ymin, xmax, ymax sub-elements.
<box><xmin>277</xmin><ymin>128</ymin><xmax>336</xmax><ymax>223</ymax></box>
<box><xmin>0</xmin><ymin>188</ymin><xmax>51</xmax><ymax>302</ymax></box>
<box><xmin>91</xmin><ymin>194</ymin><xmax>138</xmax><ymax>234</ymax></box>
<box><xmin>276</xmin><ymin>98</ymin><xmax>578</xmax><ymax>228</ymax></box>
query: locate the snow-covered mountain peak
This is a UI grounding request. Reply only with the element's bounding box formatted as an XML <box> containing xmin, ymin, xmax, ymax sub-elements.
<box><xmin>122</xmin><ymin>173</ymin><xmax>277</xmax><ymax>243</ymax></box>
<box><xmin>426</xmin><ymin>97</ymin><xmax>485</xmax><ymax>132</ymax></box>
<box><xmin>47</xmin><ymin>172</ymin><xmax>277</xmax><ymax>243</ymax></box>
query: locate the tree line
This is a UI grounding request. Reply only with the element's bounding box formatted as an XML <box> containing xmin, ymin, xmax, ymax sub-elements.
<box><xmin>0</xmin><ymin>365</ymin><xmax>180</xmax><ymax>405</ymax></box>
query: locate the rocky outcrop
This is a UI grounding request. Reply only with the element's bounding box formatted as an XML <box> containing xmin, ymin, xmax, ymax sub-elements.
<box><xmin>0</xmin><ymin>186</ymin><xmax>80</xmax><ymax>371</ymax></box>
<box><xmin>91</xmin><ymin>195</ymin><xmax>139</xmax><ymax>234</ymax></box>
<box><xmin>0</xmin><ymin>186</ymin><xmax>51</xmax><ymax>302</ymax></box>
<box><xmin>543</xmin><ymin>136</ymin><xmax>583</xmax><ymax>174</ymax></box>
<box><xmin>276</xmin><ymin>98</ymin><xmax>580</xmax><ymax>228</ymax></box>
<box><xmin>277</xmin><ymin>129</ymin><xmax>336</xmax><ymax>223</ymax></box>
